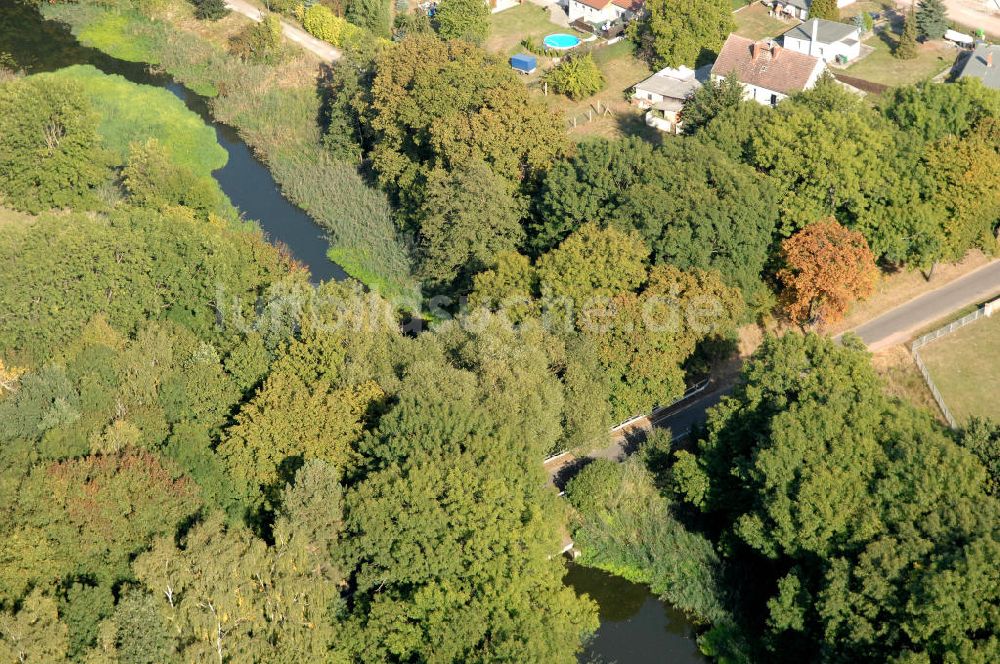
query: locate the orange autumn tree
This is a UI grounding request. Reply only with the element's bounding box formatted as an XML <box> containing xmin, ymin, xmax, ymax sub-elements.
<box><xmin>778</xmin><ymin>218</ymin><xmax>877</xmax><ymax>326</ymax></box>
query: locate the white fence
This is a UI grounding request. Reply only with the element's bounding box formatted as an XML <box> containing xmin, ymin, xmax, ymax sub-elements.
<box><xmin>910</xmin><ymin>298</ymin><xmax>998</xmax><ymax>428</ymax></box>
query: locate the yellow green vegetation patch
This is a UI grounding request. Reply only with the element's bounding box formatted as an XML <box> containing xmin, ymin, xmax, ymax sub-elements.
<box><xmin>75</xmin><ymin>11</ymin><xmax>160</xmax><ymax>64</ymax></box>
<box><xmin>36</xmin><ymin>65</ymin><xmax>227</xmax><ymax>178</ymax></box>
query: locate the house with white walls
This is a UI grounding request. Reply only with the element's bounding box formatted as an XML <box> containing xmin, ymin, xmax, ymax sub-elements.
<box><xmin>711</xmin><ymin>34</ymin><xmax>826</xmax><ymax>106</ymax></box>
<box><xmin>631</xmin><ymin>66</ymin><xmax>701</xmax><ymax>133</ymax></box>
<box><xmin>770</xmin><ymin>0</ymin><xmax>855</xmax><ymax>21</ymax></box>
<box><xmin>781</xmin><ymin>18</ymin><xmax>861</xmax><ymax>63</ymax></box>
<box><xmin>567</xmin><ymin>0</ymin><xmax>643</xmax><ymax>26</ymax></box>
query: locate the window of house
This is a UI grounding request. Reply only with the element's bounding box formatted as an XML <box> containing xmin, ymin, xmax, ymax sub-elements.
<box><xmin>770</xmin><ymin>94</ymin><xmax>778</xmax><ymax>106</ymax></box>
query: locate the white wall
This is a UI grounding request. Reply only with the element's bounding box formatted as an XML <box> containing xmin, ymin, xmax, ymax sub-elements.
<box><xmin>567</xmin><ymin>0</ymin><xmax>618</xmax><ymax>23</ymax></box>
<box><xmin>783</xmin><ymin>35</ymin><xmax>861</xmax><ymax>62</ymax></box>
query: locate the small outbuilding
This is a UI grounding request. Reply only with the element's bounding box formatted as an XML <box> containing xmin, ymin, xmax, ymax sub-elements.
<box><xmin>510</xmin><ymin>53</ymin><xmax>537</xmax><ymax>74</ymax></box>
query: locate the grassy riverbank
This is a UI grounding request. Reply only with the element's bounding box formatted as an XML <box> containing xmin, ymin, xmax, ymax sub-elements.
<box><xmin>43</xmin><ymin>2</ymin><xmax>416</xmax><ymax>301</ymax></box>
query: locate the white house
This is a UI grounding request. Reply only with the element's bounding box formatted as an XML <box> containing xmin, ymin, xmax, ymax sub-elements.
<box><xmin>771</xmin><ymin>0</ymin><xmax>855</xmax><ymax>21</ymax></box>
<box><xmin>567</xmin><ymin>0</ymin><xmax>643</xmax><ymax>26</ymax></box>
<box><xmin>781</xmin><ymin>18</ymin><xmax>861</xmax><ymax>63</ymax></box>
<box><xmin>711</xmin><ymin>34</ymin><xmax>826</xmax><ymax>106</ymax></box>
<box><xmin>631</xmin><ymin>66</ymin><xmax>701</xmax><ymax>133</ymax></box>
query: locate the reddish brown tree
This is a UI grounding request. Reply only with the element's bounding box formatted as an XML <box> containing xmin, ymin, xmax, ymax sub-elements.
<box><xmin>778</xmin><ymin>218</ymin><xmax>878</xmax><ymax>326</ymax></box>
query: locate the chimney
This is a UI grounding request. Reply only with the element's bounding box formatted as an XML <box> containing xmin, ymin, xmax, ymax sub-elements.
<box><xmin>988</xmin><ymin>51</ymin><xmax>994</xmax><ymax>67</ymax></box>
<box><xmin>810</xmin><ymin>18</ymin><xmax>818</xmax><ymax>58</ymax></box>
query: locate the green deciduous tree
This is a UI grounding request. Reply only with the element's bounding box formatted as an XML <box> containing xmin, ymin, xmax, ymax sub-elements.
<box><xmin>916</xmin><ymin>0</ymin><xmax>948</xmax><ymax>39</ymax></box>
<box><xmin>534</xmin><ymin>138</ymin><xmax>779</xmax><ymax>309</ymax></box>
<box><xmin>675</xmin><ymin>332</ymin><xmax>1000</xmax><ymax>662</ymax></box>
<box><xmin>123</xmin><ymin>138</ymin><xmax>227</xmax><ymax>217</ymax></box>
<box><xmin>133</xmin><ymin>506</ymin><xmax>341</xmax><ymax>663</ymax></box>
<box><xmin>0</xmin><ymin>75</ymin><xmax>111</xmax><ymax>213</ymax></box>
<box><xmin>193</xmin><ymin>0</ymin><xmax>229</xmax><ymax>20</ymax></box>
<box><xmin>536</xmin><ymin>222</ymin><xmax>648</xmax><ymax>304</ymax></box>
<box><xmin>808</xmin><ymin>0</ymin><xmax>838</xmax><ymax>20</ymax></box>
<box><xmin>680</xmin><ymin>71</ymin><xmax>746</xmax><ymax>135</ymax></box>
<box><xmin>751</xmin><ymin>78</ymin><xmax>894</xmax><ymax>234</ymax></box>
<box><xmin>881</xmin><ymin>78</ymin><xmax>1000</xmax><ymax>143</ymax></box>
<box><xmin>347</xmin><ymin>0</ymin><xmax>392</xmax><ymax>37</ymax></box>
<box><xmin>365</xmin><ymin>35</ymin><xmax>566</xmax><ymax>212</ymax></box>
<box><xmin>1</xmin><ymin>451</ymin><xmax>202</xmax><ymax>605</ymax></box>
<box><xmin>584</xmin><ymin>265</ymin><xmax>743</xmax><ymax>417</ymax></box>
<box><xmin>341</xmin><ymin>362</ymin><xmax>597</xmax><ymax>661</ymax></box>
<box><xmin>0</xmin><ymin>590</ymin><xmax>69</xmax><ymax>663</ymax></box>
<box><xmin>545</xmin><ymin>53</ymin><xmax>605</xmax><ymax>100</ymax></box>
<box><xmin>632</xmin><ymin>0</ymin><xmax>734</xmax><ymax>68</ymax></box>
<box><xmin>218</xmin><ymin>333</ymin><xmax>384</xmax><ymax>505</ymax></box>
<box><xmin>415</xmin><ymin>162</ymin><xmax>526</xmax><ymax>287</ymax></box>
<box><xmin>922</xmin><ymin>118</ymin><xmax>1000</xmax><ymax>258</ymax></box>
<box><xmin>434</xmin><ymin>0</ymin><xmax>491</xmax><ymax>43</ymax></box>
<box><xmin>959</xmin><ymin>418</ymin><xmax>1000</xmax><ymax>495</ymax></box>
<box><xmin>0</xmin><ymin>207</ymin><xmax>289</xmax><ymax>367</ymax></box>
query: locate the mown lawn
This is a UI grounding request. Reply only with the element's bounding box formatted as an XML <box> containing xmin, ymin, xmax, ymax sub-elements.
<box><xmin>920</xmin><ymin>313</ymin><xmax>1000</xmax><ymax>423</ymax></box>
<box><xmin>486</xmin><ymin>4</ymin><xmax>582</xmax><ymax>56</ymax></box>
<box><xmin>733</xmin><ymin>3</ymin><xmax>791</xmax><ymax>41</ymax></box>
<box><xmin>844</xmin><ymin>29</ymin><xmax>957</xmax><ymax>86</ymax></box>
<box><xmin>541</xmin><ymin>40</ymin><xmax>657</xmax><ymax>141</ymax></box>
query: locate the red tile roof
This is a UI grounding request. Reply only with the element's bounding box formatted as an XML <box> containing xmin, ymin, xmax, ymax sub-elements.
<box><xmin>711</xmin><ymin>34</ymin><xmax>822</xmax><ymax>95</ymax></box>
<box><xmin>574</xmin><ymin>0</ymin><xmax>643</xmax><ymax>10</ymax></box>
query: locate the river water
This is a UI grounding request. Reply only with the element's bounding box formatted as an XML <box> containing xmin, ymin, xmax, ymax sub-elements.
<box><xmin>0</xmin><ymin>0</ymin><xmax>346</xmax><ymax>282</ymax></box>
<box><xmin>0</xmin><ymin>3</ymin><xmax>705</xmax><ymax>660</ymax></box>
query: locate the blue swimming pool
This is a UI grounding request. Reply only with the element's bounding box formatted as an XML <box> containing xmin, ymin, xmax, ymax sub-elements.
<box><xmin>543</xmin><ymin>33</ymin><xmax>581</xmax><ymax>50</ymax></box>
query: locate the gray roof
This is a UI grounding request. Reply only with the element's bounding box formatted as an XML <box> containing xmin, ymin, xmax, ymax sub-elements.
<box><xmin>634</xmin><ymin>71</ymin><xmax>701</xmax><ymax>100</ymax></box>
<box><xmin>782</xmin><ymin>18</ymin><xmax>858</xmax><ymax>45</ymax></box>
<box><xmin>778</xmin><ymin>0</ymin><xmax>809</xmax><ymax>10</ymax></box>
<box><xmin>958</xmin><ymin>43</ymin><xmax>1000</xmax><ymax>90</ymax></box>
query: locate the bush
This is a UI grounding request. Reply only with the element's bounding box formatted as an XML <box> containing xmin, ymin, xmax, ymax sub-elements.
<box><xmin>346</xmin><ymin>0</ymin><xmax>391</xmax><ymax>37</ymax></box>
<box><xmin>0</xmin><ymin>74</ymin><xmax>111</xmax><ymax>213</ymax></box>
<box><xmin>193</xmin><ymin>0</ymin><xmax>229</xmax><ymax>21</ymax></box>
<box><xmin>545</xmin><ymin>53</ymin><xmax>604</xmax><ymax>100</ymax></box>
<box><xmin>123</xmin><ymin>139</ymin><xmax>228</xmax><ymax>217</ymax></box>
<box><xmin>434</xmin><ymin>0</ymin><xmax>490</xmax><ymax>44</ymax></box>
<box><xmin>230</xmin><ymin>13</ymin><xmax>285</xmax><ymax>63</ymax></box>
<box><xmin>302</xmin><ymin>4</ymin><xmax>359</xmax><ymax>46</ymax></box>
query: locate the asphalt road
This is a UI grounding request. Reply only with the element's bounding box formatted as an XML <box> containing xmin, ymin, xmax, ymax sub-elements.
<box><xmin>850</xmin><ymin>260</ymin><xmax>1000</xmax><ymax>350</ymax></box>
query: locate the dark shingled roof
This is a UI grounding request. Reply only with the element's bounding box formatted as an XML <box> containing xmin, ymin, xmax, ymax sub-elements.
<box><xmin>711</xmin><ymin>34</ymin><xmax>822</xmax><ymax>95</ymax></box>
<box><xmin>958</xmin><ymin>43</ymin><xmax>1000</xmax><ymax>90</ymax></box>
<box><xmin>782</xmin><ymin>18</ymin><xmax>859</xmax><ymax>45</ymax></box>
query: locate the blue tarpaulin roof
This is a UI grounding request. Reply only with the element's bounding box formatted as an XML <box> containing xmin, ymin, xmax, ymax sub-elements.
<box><xmin>510</xmin><ymin>54</ymin><xmax>537</xmax><ymax>72</ymax></box>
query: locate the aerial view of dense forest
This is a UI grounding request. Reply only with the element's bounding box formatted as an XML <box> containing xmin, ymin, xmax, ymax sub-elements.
<box><xmin>0</xmin><ymin>0</ymin><xmax>997</xmax><ymax>661</ymax></box>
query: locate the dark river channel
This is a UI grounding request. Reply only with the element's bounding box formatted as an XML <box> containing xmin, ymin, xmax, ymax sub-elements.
<box><xmin>0</xmin><ymin>3</ymin><xmax>706</xmax><ymax>660</ymax></box>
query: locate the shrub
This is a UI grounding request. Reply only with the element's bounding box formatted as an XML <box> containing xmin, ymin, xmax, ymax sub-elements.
<box><xmin>434</xmin><ymin>0</ymin><xmax>490</xmax><ymax>44</ymax></box>
<box><xmin>0</xmin><ymin>74</ymin><xmax>111</xmax><ymax>212</ymax></box>
<box><xmin>346</xmin><ymin>0</ymin><xmax>392</xmax><ymax>37</ymax></box>
<box><xmin>193</xmin><ymin>0</ymin><xmax>229</xmax><ymax>21</ymax></box>
<box><xmin>302</xmin><ymin>4</ymin><xmax>360</xmax><ymax>46</ymax></box>
<box><xmin>545</xmin><ymin>53</ymin><xmax>604</xmax><ymax>100</ymax></box>
<box><xmin>230</xmin><ymin>13</ymin><xmax>285</xmax><ymax>63</ymax></box>
<box><xmin>123</xmin><ymin>139</ymin><xmax>229</xmax><ymax>217</ymax></box>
